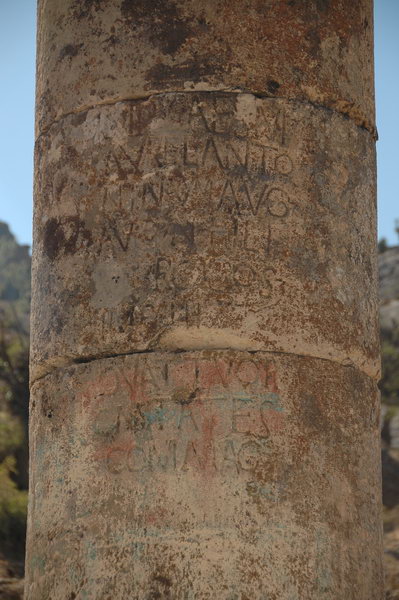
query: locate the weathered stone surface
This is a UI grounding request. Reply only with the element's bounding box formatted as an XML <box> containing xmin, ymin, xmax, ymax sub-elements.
<box><xmin>31</xmin><ymin>94</ymin><xmax>379</xmax><ymax>382</ymax></box>
<box><xmin>29</xmin><ymin>1</ymin><xmax>382</xmax><ymax>597</ymax></box>
<box><xmin>36</xmin><ymin>0</ymin><xmax>375</xmax><ymax>136</ymax></box>
<box><xmin>25</xmin><ymin>350</ymin><xmax>383</xmax><ymax>600</ymax></box>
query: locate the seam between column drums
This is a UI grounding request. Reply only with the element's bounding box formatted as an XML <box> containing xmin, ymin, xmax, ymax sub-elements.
<box><xmin>34</xmin><ymin>89</ymin><xmax>377</xmax><ymax>143</ymax></box>
<box><xmin>29</xmin><ymin>346</ymin><xmax>380</xmax><ymax>387</ymax></box>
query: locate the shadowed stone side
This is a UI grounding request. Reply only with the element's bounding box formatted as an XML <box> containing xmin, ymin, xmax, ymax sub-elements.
<box><xmin>26</xmin><ymin>351</ymin><xmax>383</xmax><ymax>600</ymax></box>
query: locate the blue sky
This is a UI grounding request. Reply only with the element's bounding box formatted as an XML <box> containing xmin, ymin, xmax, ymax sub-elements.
<box><xmin>375</xmin><ymin>0</ymin><xmax>399</xmax><ymax>246</ymax></box>
<box><xmin>0</xmin><ymin>1</ymin><xmax>398</xmax><ymax>247</ymax></box>
<box><xmin>0</xmin><ymin>1</ymin><xmax>36</xmax><ymax>247</ymax></box>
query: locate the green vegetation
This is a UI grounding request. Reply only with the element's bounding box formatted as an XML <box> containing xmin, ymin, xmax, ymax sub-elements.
<box><xmin>0</xmin><ymin>456</ymin><xmax>28</xmax><ymax>557</ymax></box>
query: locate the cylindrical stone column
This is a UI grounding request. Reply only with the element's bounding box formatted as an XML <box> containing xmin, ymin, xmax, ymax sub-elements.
<box><xmin>26</xmin><ymin>1</ymin><xmax>383</xmax><ymax>599</ymax></box>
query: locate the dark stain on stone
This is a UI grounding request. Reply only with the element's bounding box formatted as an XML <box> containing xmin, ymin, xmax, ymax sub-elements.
<box><xmin>169</xmin><ymin>222</ymin><xmax>195</xmax><ymax>251</ymax></box>
<box><xmin>59</xmin><ymin>43</ymin><xmax>84</xmax><ymax>62</ymax></box>
<box><xmin>287</xmin><ymin>0</ymin><xmax>329</xmax><ymax>15</ymax></box>
<box><xmin>71</xmin><ymin>0</ymin><xmax>103</xmax><ymax>20</ymax></box>
<box><xmin>315</xmin><ymin>0</ymin><xmax>330</xmax><ymax>12</ymax></box>
<box><xmin>305</xmin><ymin>28</ymin><xmax>321</xmax><ymax>57</ymax></box>
<box><xmin>40</xmin><ymin>391</ymin><xmax>53</xmax><ymax>420</ymax></box>
<box><xmin>46</xmin><ymin>307</ymin><xmax>65</xmax><ymax>337</ymax></box>
<box><xmin>174</xmin><ymin>388</ymin><xmax>198</xmax><ymax>406</ymax></box>
<box><xmin>154</xmin><ymin>575</ymin><xmax>172</xmax><ymax>587</ymax></box>
<box><xmin>43</xmin><ymin>217</ymin><xmax>93</xmax><ymax>261</ymax></box>
<box><xmin>301</xmin><ymin>394</ymin><xmax>329</xmax><ymax>433</ymax></box>
<box><xmin>146</xmin><ymin>58</ymin><xmax>218</xmax><ymax>86</ymax></box>
<box><xmin>71</xmin><ymin>112</ymin><xmax>88</xmax><ymax>128</ymax></box>
<box><xmin>101</xmin><ymin>34</ymin><xmax>120</xmax><ymax>48</ymax></box>
<box><xmin>43</xmin><ymin>218</ymin><xmax>65</xmax><ymax>261</ymax></box>
<box><xmin>121</xmin><ymin>0</ymin><xmax>194</xmax><ymax>55</ymax></box>
<box><xmin>267</xmin><ymin>79</ymin><xmax>280</xmax><ymax>94</ymax></box>
<box><xmin>148</xmin><ymin>574</ymin><xmax>172</xmax><ymax>599</ymax></box>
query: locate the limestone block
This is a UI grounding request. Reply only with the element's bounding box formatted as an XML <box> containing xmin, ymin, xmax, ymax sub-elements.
<box><xmin>36</xmin><ymin>0</ymin><xmax>375</xmax><ymax>136</ymax></box>
<box><xmin>25</xmin><ymin>350</ymin><xmax>383</xmax><ymax>600</ymax></box>
<box><xmin>31</xmin><ymin>94</ymin><xmax>378</xmax><ymax>381</ymax></box>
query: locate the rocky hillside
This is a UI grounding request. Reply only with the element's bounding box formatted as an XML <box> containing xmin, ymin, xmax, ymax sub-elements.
<box><xmin>379</xmin><ymin>245</ymin><xmax>399</xmax><ymax>598</ymax></box>
<box><xmin>0</xmin><ymin>222</ymin><xmax>30</xmax><ymax>340</ymax></box>
<box><xmin>380</xmin><ymin>246</ymin><xmax>399</xmax><ymax>332</ymax></box>
<box><xmin>0</xmin><ymin>223</ymin><xmax>30</xmax><ymax>600</ymax></box>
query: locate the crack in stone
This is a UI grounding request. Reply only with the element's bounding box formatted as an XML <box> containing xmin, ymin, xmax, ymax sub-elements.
<box><xmin>30</xmin><ymin>346</ymin><xmax>378</xmax><ymax>387</ymax></box>
<box><xmin>35</xmin><ymin>89</ymin><xmax>377</xmax><ymax>142</ymax></box>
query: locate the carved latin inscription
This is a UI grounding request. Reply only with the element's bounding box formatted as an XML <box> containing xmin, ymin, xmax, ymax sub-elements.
<box><xmin>76</xmin><ymin>355</ymin><xmax>286</xmax><ymax>482</ymax></box>
<box><xmin>31</xmin><ymin>93</ymin><xmax>379</xmax><ymax>379</ymax></box>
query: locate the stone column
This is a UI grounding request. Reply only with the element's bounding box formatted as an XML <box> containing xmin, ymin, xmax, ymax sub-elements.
<box><xmin>26</xmin><ymin>1</ymin><xmax>383</xmax><ymax>598</ymax></box>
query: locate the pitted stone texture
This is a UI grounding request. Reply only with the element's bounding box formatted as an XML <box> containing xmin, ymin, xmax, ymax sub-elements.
<box><xmin>36</xmin><ymin>0</ymin><xmax>375</xmax><ymax>135</ymax></box>
<box><xmin>25</xmin><ymin>351</ymin><xmax>383</xmax><ymax>600</ymax></box>
<box><xmin>31</xmin><ymin>95</ymin><xmax>379</xmax><ymax>381</ymax></box>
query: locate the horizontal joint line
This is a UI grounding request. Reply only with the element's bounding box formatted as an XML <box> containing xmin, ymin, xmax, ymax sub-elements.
<box><xmin>30</xmin><ymin>346</ymin><xmax>377</xmax><ymax>387</ymax></box>
<box><xmin>35</xmin><ymin>89</ymin><xmax>377</xmax><ymax>142</ymax></box>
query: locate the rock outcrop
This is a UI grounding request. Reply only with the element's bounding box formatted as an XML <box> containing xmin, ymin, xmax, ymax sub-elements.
<box><xmin>379</xmin><ymin>245</ymin><xmax>399</xmax><ymax>598</ymax></box>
